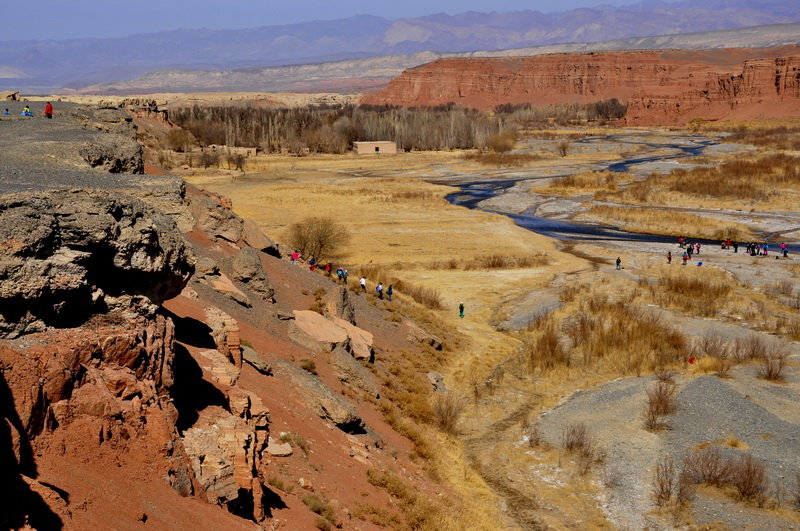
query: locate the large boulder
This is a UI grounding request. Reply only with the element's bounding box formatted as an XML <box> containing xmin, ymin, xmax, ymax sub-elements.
<box><xmin>275</xmin><ymin>360</ymin><xmax>364</xmax><ymax>433</ymax></box>
<box><xmin>0</xmin><ymin>190</ymin><xmax>195</xmax><ymax>337</ymax></box>
<box><xmin>188</xmin><ymin>194</ymin><xmax>243</xmax><ymax>243</ymax></box>
<box><xmin>231</xmin><ymin>247</ymin><xmax>274</xmax><ymax>301</ymax></box>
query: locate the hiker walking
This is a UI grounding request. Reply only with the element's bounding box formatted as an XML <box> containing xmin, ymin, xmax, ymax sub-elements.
<box><xmin>682</xmin><ymin>252</ymin><xmax>689</xmax><ymax>265</ymax></box>
<box><xmin>687</xmin><ymin>245</ymin><xmax>693</xmax><ymax>258</ymax></box>
<box><xmin>343</xmin><ymin>269</ymin><xmax>349</xmax><ymax>284</ymax></box>
<box><xmin>290</xmin><ymin>251</ymin><xmax>299</xmax><ymax>264</ymax></box>
<box><xmin>666</xmin><ymin>251</ymin><xmax>672</xmax><ymax>264</ymax></box>
<box><xmin>387</xmin><ymin>285</ymin><xmax>393</xmax><ymax>301</ymax></box>
<box><xmin>615</xmin><ymin>257</ymin><xmax>621</xmax><ymax>270</ymax></box>
<box><xmin>325</xmin><ymin>263</ymin><xmax>332</xmax><ymax>276</ymax></box>
<box><xmin>359</xmin><ymin>276</ymin><xmax>367</xmax><ymax>293</ymax></box>
<box><xmin>678</xmin><ymin>236</ymin><xmax>685</xmax><ymax>248</ymax></box>
<box><xmin>458</xmin><ymin>302</ymin><xmax>465</xmax><ymax>318</ymax></box>
<box><xmin>44</xmin><ymin>102</ymin><xmax>53</xmax><ymax>119</ymax></box>
<box><xmin>376</xmin><ymin>282</ymin><xmax>384</xmax><ymax>299</ymax></box>
<box><xmin>337</xmin><ymin>267</ymin><xmax>343</xmax><ymax>282</ymax></box>
<box><xmin>732</xmin><ymin>241</ymin><xmax>738</xmax><ymax>253</ymax></box>
<box><xmin>694</xmin><ymin>243</ymin><xmax>701</xmax><ymax>255</ymax></box>
<box><xmin>781</xmin><ymin>242</ymin><xmax>788</xmax><ymax>258</ymax></box>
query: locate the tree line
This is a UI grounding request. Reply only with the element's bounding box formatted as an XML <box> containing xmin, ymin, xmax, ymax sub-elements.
<box><xmin>168</xmin><ymin>99</ymin><xmax>627</xmax><ymax>154</ymax></box>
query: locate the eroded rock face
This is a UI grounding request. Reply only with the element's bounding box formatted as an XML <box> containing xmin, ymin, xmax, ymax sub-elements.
<box><xmin>80</xmin><ymin>136</ymin><xmax>144</xmax><ymax>173</ymax></box>
<box><xmin>363</xmin><ymin>46</ymin><xmax>800</xmax><ymax>124</ymax></box>
<box><xmin>0</xmin><ymin>190</ymin><xmax>195</xmax><ymax>338</ymax></box>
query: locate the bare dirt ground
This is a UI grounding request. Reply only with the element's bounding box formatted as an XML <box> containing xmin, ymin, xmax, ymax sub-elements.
<box><xmin>183</xmin><ymin>128</ymin><xmax>800</xmax><ymax>529</ymax></box>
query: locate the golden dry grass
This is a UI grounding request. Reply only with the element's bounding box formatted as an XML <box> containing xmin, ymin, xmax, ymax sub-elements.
<box><xmin>535</xmin><ymin>170</ymin><xmax>636</xmax><ymax>196</ymax></box>
<box><xmin>578</xmin><ymin>205</ymin><xmax>754</xmax><ymax>240</ymax></box>
<box><xmin>601</xmin><ymin>153</ymin><xmax>800</xmax><ymax>211</ymax></box>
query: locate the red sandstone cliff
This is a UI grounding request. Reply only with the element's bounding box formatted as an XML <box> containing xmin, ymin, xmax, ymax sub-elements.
<box><xmin>362</xmin><ymin>46</ymin><xmax>800</xmax><ymax>125</ymax></box>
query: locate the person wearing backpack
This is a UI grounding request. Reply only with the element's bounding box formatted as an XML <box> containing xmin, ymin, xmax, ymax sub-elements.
<box><xmin>387</xmin><ymin>285</ymin><xmax>393</xmax><ymax>301</ymax></box>
<box><xmin>376</xmin><ymin>283</ymin><xmax>384</xmax><ymax>299</ymax></box>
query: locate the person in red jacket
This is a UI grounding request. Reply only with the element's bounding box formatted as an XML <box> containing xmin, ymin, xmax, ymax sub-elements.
<box><xmin>44</xmin><ymin>102</ymin><xmax>53</xmax><ymax>119</ymax></box>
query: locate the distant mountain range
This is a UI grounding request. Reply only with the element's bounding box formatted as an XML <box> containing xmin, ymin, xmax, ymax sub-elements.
<box><xmin>1</xmin><ymin>0</ymin><xmax>798</xmax><ymax>93</ymax></box>
<box><xmin>76</xmin><ymin>23</ymin><xmax>800</xmax><ymax>96</ymax></box>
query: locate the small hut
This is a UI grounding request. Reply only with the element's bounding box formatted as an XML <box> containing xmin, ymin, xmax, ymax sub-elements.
<box><xmin>353</xmin><ymin>141</ymin><xmax>397</xmax><ymax>155</ymax></box>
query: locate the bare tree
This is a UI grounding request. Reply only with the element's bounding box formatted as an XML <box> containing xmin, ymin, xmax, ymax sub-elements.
<box><xmin>286</xmin><ymin>217</ymin><xmax>350</xmax><ymax>263</ymax></box>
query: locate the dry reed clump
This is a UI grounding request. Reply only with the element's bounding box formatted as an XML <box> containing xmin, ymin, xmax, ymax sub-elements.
<box><xmin>460</xmin><ymin>151</ymin><xmax>544</xmax><ymax>167</ymax></box>
<box><xmin>355</xmin><ymin>264</ymin><xmax>444</xmax><ymax>310</ymax></box>
<box><xmin>432</xmin><ymin>393</ymin><xmax>465</xmax><ymax>435</ymax></box>
<box><xmin>564</xmin><ymin>296</ymin><xmax>689</xmax><ymax>374</ymax></box>
<box><xmin>650</xmin><ymin>272</ymin><xmax>734</xmax><ymax>317</ymax></box>
<box><xmin>523</xmin><ymin>320</ymin><xmax>570</xmax><ymax>372</ymax></box>
<box><xmin>643</xmin><ymin>380</ymin><xmax>678</xmax><ymax>431</ymax></box>
<box><xmin>682</xmin><ymin>447</ymin><xmax>770</xmax><ymax>505</ymax></box>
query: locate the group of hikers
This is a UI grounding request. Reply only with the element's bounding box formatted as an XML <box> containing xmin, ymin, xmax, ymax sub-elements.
<box><xmin>3</xmin><ymin>102</ymin><xmax>54</xmax><ymax>119</ymax></box>
<box><xmin>670</xmin><ymin>235</ymin><xmax>790</xmax><ymax>265</ymax></box>
<box><xmin>287</xmin><ymin>250</ymin><xmax>467</xmax><ymax>316</ymax></box>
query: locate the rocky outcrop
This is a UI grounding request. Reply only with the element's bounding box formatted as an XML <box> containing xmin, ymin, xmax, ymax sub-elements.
<box><xmin>363</xmin><ymin>45</ymin><xmax>800</xmax><ymax>125</ymax></box>
<box><xmin>182</xmin><ymin>390</ymin><xmax>269</xmax><ymax>520</ymax></box>
<box><xmin>0</xmin><ymin>190</ymin><xmax>195</xmax><ymax>338</ymax></box>
<box><xmin>290</xmin><ymin>310</ymin><xmax>374</xmax><ymax>361</ymax></box>
<box><xmin>323</xmin><ymin>286</ymin><xmax>356</xmax><ymax>325</ymax></box>
<box><xmin>80</xmin><ymin>137</ymin><xmax>144</xmax><ymax>173</ymax></box>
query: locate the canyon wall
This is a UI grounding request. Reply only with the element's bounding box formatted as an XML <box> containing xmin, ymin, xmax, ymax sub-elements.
<box><xmin>362</xmin><ymin>45</ymin><xmax>800</xmax><ymax>124</ymax></box>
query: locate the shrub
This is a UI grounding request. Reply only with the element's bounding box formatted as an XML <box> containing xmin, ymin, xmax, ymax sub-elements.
<box><xmin>683</xmin><ymin>447</ymin><xmax>733</xmax><ymax>487</ymax></box>
<box><xmin>486</xmin><ymin>130</ymin><xmax>517</xmax><ymax>153</ymax></box>
<box><xmin>199</xmin><ymin>150</ymin><xmax>219</xmax><ymax>168</ymax></box>
<box><xmin>299</xmin><ymin>359</ymin><xmax>317</xmax><ymax>375</ymax></box>
<box><xmin>165</xmin><ymin>129</ymin><xmax>194</xmax><ymax>152</ymax></box>
<box><xmin>287</xmin><ymin>216</ymin><xmax>350</xmax><ymax>263</ymax></box>
<box><xmin>525</xmin><ymin>422</ymin><xmax>544</xmax><ymax>448</ymax></box>
<box><xmin>562</xmin><ymin>422</ymin><xmax>604</xmax><ymax>474</ymax></box>
<box><xmin>759</xmin><ymin>351</ymin><xmax>787</xmax><ymax>381</ymax></box>
<box><xmin>731</xmin><ymin>454</ymin><xmax>768</xmax><ymax>504</ymax></box>
<box><xmin>644</xmin><ymin>381</ymin><xmax>677</xmax><ymax>431</ymax></box>
<box><xmin>653</xmin><ymin>457</ymin><xmax>676</xmax><ymax>506</ymax></box>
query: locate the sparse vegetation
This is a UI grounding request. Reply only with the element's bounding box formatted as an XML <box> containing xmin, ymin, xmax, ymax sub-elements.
<box><xmin>682</xmin><ymin>447</ymin><xmax>770</xmax><ymax>506</ymax></box>
<box><xmin>302</xmin><ymin>494</ymin><xmax>338</xmax><ymax>526</ymax></box>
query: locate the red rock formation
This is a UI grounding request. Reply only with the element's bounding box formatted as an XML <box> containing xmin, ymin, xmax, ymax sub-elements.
<box><xmin>362</xmin><ymin>45</ymin><xmax>800</xmax><ymax>125</ymax></box>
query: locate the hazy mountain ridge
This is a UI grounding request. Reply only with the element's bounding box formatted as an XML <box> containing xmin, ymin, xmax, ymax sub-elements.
<box><xmin>79</xmin><ymin>23</ymin><xmax>800</xmax><ymax>95</ymax></box>
<box><xmin>1</xmin><ymin>0</ymin><xmax>798</xmax><ymax>92</ymax></box>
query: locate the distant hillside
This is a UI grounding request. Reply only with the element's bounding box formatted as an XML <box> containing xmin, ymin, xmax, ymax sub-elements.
<box><xmin>1</xmin><ymin>0</ymin><xmax>798</xmax><ymax>92</ymax></box>
<box><xmin>78</xmin><ymin>23</ymin><xmax>800</xmax><ymax>95</ymax></box>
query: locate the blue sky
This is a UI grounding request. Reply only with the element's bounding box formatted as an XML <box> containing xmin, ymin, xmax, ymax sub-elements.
<box><xmin>3</xmin><ymin>0</ymin><xmax>658</xmax><ymax>41</ymax></box>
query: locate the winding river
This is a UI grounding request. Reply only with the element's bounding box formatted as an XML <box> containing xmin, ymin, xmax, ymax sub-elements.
<box><xmin>441</xmin><ymin>133</ymin><xmax>795</xmax><ymax>248</ymax></box>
